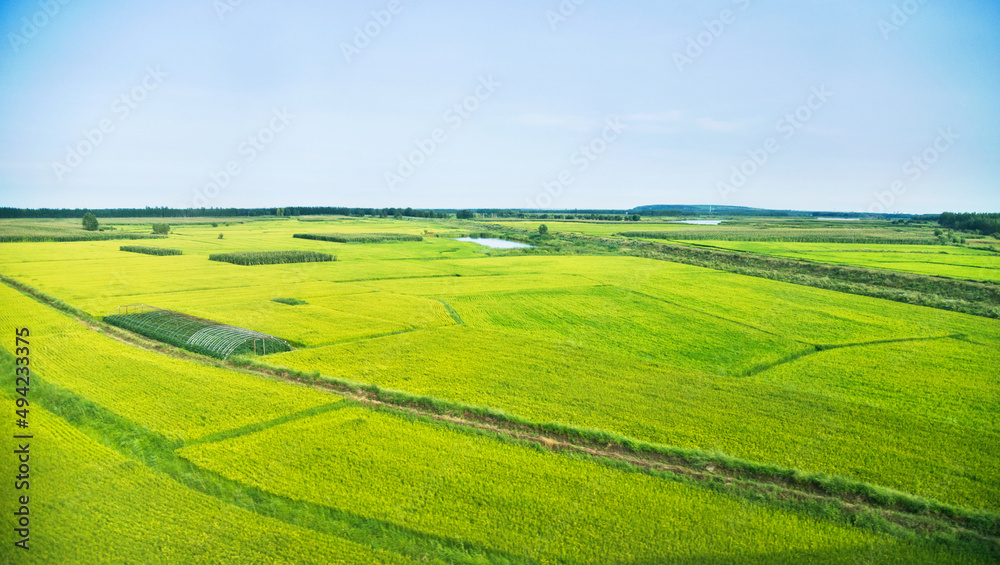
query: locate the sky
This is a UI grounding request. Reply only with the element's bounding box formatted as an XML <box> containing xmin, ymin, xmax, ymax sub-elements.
<box><xmin>0</xmin><ymin>0</ymin><xmax>997</xmax><ymax>214</ymax></box>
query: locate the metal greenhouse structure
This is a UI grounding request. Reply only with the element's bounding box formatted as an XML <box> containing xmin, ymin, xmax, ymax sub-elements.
<box><xmin>104</xmin><ymin>304</ymin><xmax>291</xmax><ymax>359</ymax></box>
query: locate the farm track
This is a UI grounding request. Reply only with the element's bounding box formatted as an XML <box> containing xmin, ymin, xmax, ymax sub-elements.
<box><xmin>3</xmin><ymin>274</ymin><xmax>999</xmax><ymax>559</ymax></box>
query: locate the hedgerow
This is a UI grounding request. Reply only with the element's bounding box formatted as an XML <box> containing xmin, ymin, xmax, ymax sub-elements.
<box><xmin>120</xmin><ymin>245</ymin><xmax>183</xmax><ymax>256</ymax></box>
<box><xmin>293</xmin><ymin>233</ymin><xmax>423</xmax><ymax>243</ymax></box>
<box><xmin>209</xmin><ymin>250</ymin><xmax>334</xmax><ymax>265</ymax></box>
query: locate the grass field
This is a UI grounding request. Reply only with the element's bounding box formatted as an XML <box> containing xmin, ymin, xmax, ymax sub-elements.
<box><xmin>179</xmin><ymin>406</ymin><xmax>970</xmax><ymax>564</ymax></box>
<box><xmin>0</xmin><ymin>394</ymin><xmax>412</xmax><ymax>565</ymax></box>
<box><xmin>675</xmin><ymin>241</ymin><xmax>1000</xmax><ymax>282</ymax></box>
<box><xmin>1</xmin><ymin>216</ymin><xmax>997</xmax><ymax>562</ymax></box>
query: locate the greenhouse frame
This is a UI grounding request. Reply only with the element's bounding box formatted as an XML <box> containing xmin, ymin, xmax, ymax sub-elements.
<box><xmin>104</xmin><ymin>304</ymin><xmax>291</xmax><ymax>359</ymax></box>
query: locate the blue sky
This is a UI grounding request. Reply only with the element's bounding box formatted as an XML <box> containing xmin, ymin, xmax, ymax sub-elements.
<box><xmin>0</xmin><ymin>0</ymin><xmax>997</xmax><ymax>213</ymax></box>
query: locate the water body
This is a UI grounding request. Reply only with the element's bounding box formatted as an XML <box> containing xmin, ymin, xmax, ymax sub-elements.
<box><xmin>669</xmin><ymin>220</ymin><xmax>726</xmax><ymax>226</ymax></box>
<box><xmin>457</xmin><ymin>237</ymin><xmax>533</xmax><ymax>249</ymax></box>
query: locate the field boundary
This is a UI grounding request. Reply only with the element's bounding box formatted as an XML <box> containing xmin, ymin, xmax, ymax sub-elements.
<box><xmin>3</xmin><ymin>273</ymin><xmax>997</xmax><ymax>560</ymax></box>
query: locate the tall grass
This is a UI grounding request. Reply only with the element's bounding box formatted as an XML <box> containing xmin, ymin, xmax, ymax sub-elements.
<box><xmin>293</xmin><ymin>232</ymin><xmax>423</xmax><ymax>243</ymax></box>
<box><xmin>208</xmin><ymin>250</ymin><xmax>334</xmax><ymax>265</ymax></box>
<box><xmin>0</xmin><ymin>231</ymin><xmax>165</xmax><ymax>243</ymax></box>
<box><xmin>120</xmin><ymin>245</ymin><xmax>183</xmax><ymax>256</ymax></box>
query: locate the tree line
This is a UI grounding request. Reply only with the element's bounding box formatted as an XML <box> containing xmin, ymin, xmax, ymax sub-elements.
<box><xmin>0</xmin><ymin>206</ymin><xmax>449</xmax><ymax>219</ymax></box>
<box><xmin>937</xmin><ymin>212</ymin><xmax>1000</xmax><ymax>236</ymax></box>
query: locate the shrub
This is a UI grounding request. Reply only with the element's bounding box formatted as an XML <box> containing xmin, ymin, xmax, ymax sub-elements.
<box><xmin>272</xmin><ymin>298</ymin><xmax>308</xmax><ymax>306</ymax></box>
<box><xmin>82</xmin><ymin>212</ymin><xmax>99</xmax><ymax>231</ymax></box>
<box><xmin>538</xmin><ymin>224</ymin><xmax>549</xmax><ymax>235</ymax></box>
<box><xmin>152</xmin><ymin>223</ymin><xmax>170</xmax><ymax>235</ymax></box>
<box><xmin>209</xmin><ymin>250</ymin><xmax>334</xmax><ymax>266</ymax></box>
<box><xmin>120</xmin><ymin>246</ymin><xmax>182</xmax><ymax>256</ymax></box>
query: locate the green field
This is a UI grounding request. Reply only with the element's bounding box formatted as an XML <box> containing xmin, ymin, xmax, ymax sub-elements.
<box><xmin>1</xmin><ymin>216</ymin><xmax>997</xmax><ymax>563</ymax></box>
<box><xmin>179</xmin><ymin>406</ymin><xmax>969</xmax><ymax>564</ymax></box>
<box><xmin>673</xmin><ymin>241</ymin><xmax>1000</xmax><ymax>282</ymax></box>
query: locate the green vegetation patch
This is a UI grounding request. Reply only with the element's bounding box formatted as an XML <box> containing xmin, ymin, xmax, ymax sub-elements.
<box><xmin>104</xmin><ymin>307</ymin><xmax>292</xmax><ymax>359</ymax></box>
<box><xmin>179</xmin><ymin>406</ymin><xmax>975</xmax><ymax>564</ymax></box>
<box><xmin>294</xmin><ymin>232</ymin><xmax>423</xmax><ymax>243</ymax></box>
<box><xmin>209</xmin><ymin>250</ymin><xmax>334</xmax><ymax>265</ymax></box>
<box><xmin>119</xmin><ymin>245</ymin><xmax>183</xmax><ymax>256</ymax></box>
<box><xmin>621</xmin><ymin>228</ymin><xmax>942</xmax><ymax>244</ymax></box>
<box><xmin>272</xmin><ymin>297</ymin><xmax>308</xmax><ymax>305</ymax></box>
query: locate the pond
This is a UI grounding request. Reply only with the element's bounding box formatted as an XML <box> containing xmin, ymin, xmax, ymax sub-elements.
<box><xmin>669</xmin><ymin>220</ymin><xmax>726</xmax><ymax>226</ymax></box>
<box><xmin>457</xmin><ymin>237</ymin><xmax>533</xmax><ymax>249</ymax></box>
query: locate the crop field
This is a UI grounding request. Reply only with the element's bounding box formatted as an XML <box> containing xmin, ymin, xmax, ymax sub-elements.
<box><xmin>1</xmin><ymin>216</ymin><xmax>998</xmax><ymax>563</ymax></box>
<box><xmin>178</xmin><ymin>406</ymin><xmax>967</xmax><ymax>564</ymax></box>
<box><xmin>0</xmin><ymin>284</ymin><xmax>335</xmax><ymax>441</ymax></box>
<box><xmin>673</xmin><ymin>240</ymin><xmax>1000</xmax><ymax>282</ymax></box>
<box><xmin>0</xmin><ymin>387</ymin><xmax>410</xmax><ymax>565</ymax></box>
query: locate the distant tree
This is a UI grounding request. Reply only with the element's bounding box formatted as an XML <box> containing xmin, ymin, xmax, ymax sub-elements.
<box><xmin>538</xmin><ymin>224</ymin><xmax>549</xmax><ymax>235</ymax></box>
<box><xmin>631</xmin><ymin>214</ymin><xmax>641</xmax><ymax>221</ymax></box>
<box><xmin>212</xmin><ymin>222</ymin><xmax>218</xmax><ymax>227</ymax></box>
<box><xmin>456</xmin><ymin>210</ymin><xmax>474</xmax><ymax>220</ymax></box>
<box><xmin>218</xmin><ymin>233</ymin><xmax>224</xmax><ymax>239</ymax></box>
<box><xmin>152</xmin><ymin>223</ymin><xmax>170</xmax><ymax>235</ymax></box>
<box><xmin>82</xmin><ymin>212</ymin><xmax>99</xmax><ymax>231</ymax></box>
<box><xmin>934</xmin><ymin>228</ymin><xmax>943</xmax><ymax>236</ymax></box>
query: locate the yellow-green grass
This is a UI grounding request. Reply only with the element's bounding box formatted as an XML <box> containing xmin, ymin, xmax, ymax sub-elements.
<box><xmin>442</xmin><ymin>284</ymin><xmax>811</xmax><ymax>375</ymax></box>
<box><xmin>0</xmin><ymin>399</ymin><xmax>413</xmax><ymax>564</ymax></box>
<box><xmin>4</xmin><ymin>222</ymin><xmax>999</xmax><ymax>508</ymax></box>
<box><xmin>178</xmin><ymin>406</ymin><xmax>972</xmax><ymax>565</ymax></box>
<box><xmin>268</xmin><ymin>324</ymin><xmax>1000</xmax><ymax>510</ymax></box>
<box><xmin>680</xmin><ymin>241</ymin><xmax>1000</xmax><ymax>281</ymax></box>
<box><xmin>0</xmin><ymin>284</ymin><xmax>337</xmax><ymax>441</ymax></box>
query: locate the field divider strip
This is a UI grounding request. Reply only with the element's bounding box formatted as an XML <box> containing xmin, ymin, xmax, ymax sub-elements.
<box><xmin>185</xmin><ymin>401</ymin><xmax>349</xmax><ymax>447</ymax></box>
<box><xmin>435</xmin><ymin>299</ymin><xmax>465</xmax><ymax>325</ymax></box>
<box><xmin>738</xmin><ymin>334</ymin><xmax>967</xmax><ymax>377</ymax></box>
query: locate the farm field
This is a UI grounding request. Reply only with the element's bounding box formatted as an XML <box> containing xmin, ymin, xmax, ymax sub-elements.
<box><xmin>1</xmin><ymin>216</ymin><xmax>998</xmax><ymax>563</ymax></box>
<box><xmin>673</xmin><ymin>240</ymin><xmax>1000</xmax><ymax>282</ymax></box>
<box><xmin>178</xmin><ymin>406</ymin><xmax>968</xmax><ymax>564</ymax></box>
<box><xmin>0</xmin><ymin>383</ymin><xmax>410</xmax><ymax>565</ymax></box>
